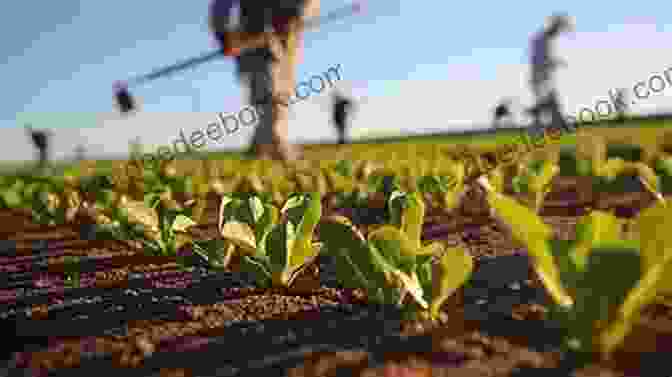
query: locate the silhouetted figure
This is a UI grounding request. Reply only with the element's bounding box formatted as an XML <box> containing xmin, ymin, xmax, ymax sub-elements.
<box><xmin>332</xmin><ymin>92</ymin><xmax>354</xmax><ymax>144</ymax></box>
<box><xmin>75</xmin><ymin>145</ymin><xmax>87</xmax><ymax>161</ymax></box>
<box><xmin>613</xmin><ymin>88</ymin><xmax>630</xmax><ymax>122</ymax></box>
<box><xmin>26</xmin><ymin>125</ymin><xmax>50</xmax><ymax>171</ymax></box>
<box><xmin>210</xmin><ymin>0</ymin><xmax>320</xmax><ymax>161</ymax></box>
<box><xmin>528</xmin><ymin>13</ymin><xmax>574</xmax><ymax>138</ymax></box>
<box><xmin>493</xmin><ymin>99</ymin><xmax>513</xmax><ymax>129</ymax></box>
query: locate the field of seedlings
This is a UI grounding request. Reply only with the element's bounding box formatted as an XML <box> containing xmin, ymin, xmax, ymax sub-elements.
<box><xmin>3</xmin><ymin>125</ymin><xmax>672</xmax><ymax>377</ymax></box>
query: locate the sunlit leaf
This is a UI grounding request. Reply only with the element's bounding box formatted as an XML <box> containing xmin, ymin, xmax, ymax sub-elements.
<box><xmin>283</xmin><ymin>193</ymin><xmax>322</xmax><ymax>286</ymax></box>
<box><xmin>319</xmin><ymin>220</ymin><xmax>388</xmax><ymax>302</ymax></box>
<box><xmin>239</xmin><ymin>255</ymin><xmax>272</xmax><ymax>288</ymax></box>
<box><xmin>249</xmin><ymin>196</ymin><xmax>265</xmax><ymax>223</ymax></box>
<box><xmin>400</xmin><ymin>191</ymin><xmax>425</xmax><ymax>249</ymax></box>
<box><xmin>571</xmin><ymin>210</ymin><xmax>623</xmax><ymax>270</ymax></box>
<box><xmin>171</xmin><ymin>214</ymin><xmax>197</xmax><ymax>232</ymax></box>
<box><xmin>368</xmin><ymin>226</ymin><xmax>417</xmax><ymax>275</ymax></box>
<box><xmin>123</xmin><ymin>199</ymin><xmax>160</xmax><ymax>233</ymax></box>
<box><xmin>220</xmin><ymin>221</ymin><xmax>257</xmax><ymax>254</ymax></box>
<box><xmin>430</xmin><ymin>246</ymin><xmax>474</xmax><ymax>319</ymax></box>
<box><xmin>571</xmin><ymin>243</ymin><xmax>642</xmax><ymax>352</ymax></box>
<box><xmin>635</xmin><ymin>200</ymin><xmax>672</xmax><ymax>283</ymax></box>
<box><xmin>388</xmin><ymin>269</ymin><xmax>428</xmax><ymax>309</ymax></box>
<box><xmin>218</xmin><ymin>195</ymin><xmax>235</xmax><ymax>233</ymax></box>
<box><xmin>477</xmin><ymin>176</ymin><xmax>572</xmax><ymax>308</ymax></box>
<box><xmin>174</xmin><ymin>233</ymin><xmax>193</xmax><ymax>251</ymax></box>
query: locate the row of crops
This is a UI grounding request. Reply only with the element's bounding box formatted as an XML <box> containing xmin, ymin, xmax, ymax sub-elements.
<box><xmin>2</xmin><ymin>132</ymin><xmax>672</xmax><ymax>376</ymax></box>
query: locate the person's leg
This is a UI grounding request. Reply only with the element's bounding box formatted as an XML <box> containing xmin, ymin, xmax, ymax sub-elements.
<box><xmin>266</xmin><ymin>20</ymin><xmax>303</xmax><ymax>161</ymax></box>
<box><xmin>242</xmin><ymin>49</ymin><xmax>277</xmax><ymax>160</ymax></box>
<box><xmin>546</xmin><ymin>89</ymin><xmax>573</xmax><ymax>133</ymax></box>
<box><xmin>529</xmin><ymin>77</ymin><xmax>555</xmax><ymax>139</ymax></box>
<box><xmin>334</xmin><ymin>111</ymin><xmax>346</xmax><ymax>144</ymax></box>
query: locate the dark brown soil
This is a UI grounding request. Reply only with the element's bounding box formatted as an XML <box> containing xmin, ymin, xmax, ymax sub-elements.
<box><xmin>3</xmin><ymin>180</ymin><xmax>672</xmax><ymax>377</ymax></box>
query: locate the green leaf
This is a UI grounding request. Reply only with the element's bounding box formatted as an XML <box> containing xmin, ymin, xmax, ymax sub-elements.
<box><xmin>319</xmin><ymin>220</ymin><xmax>389</xmax><ymax>302</ymax></box>
<box><xmin>528</xmin><ymin>159</ymin><xmax>559</xmax><ymax>195</ymax></box>
<box><xmin>417</xmin><ymin>176</ymin><xmax>445</xmax><ymax>194</ymax></box>
<box><xmin>635</xmin><ymin>200</ymin><xmax>672</xmax><ymax>272</ymax></box>
<box><xmin>21</xmin><ymin>182</ymin><xmax>41</xmax><ymax>202</ymax></box>
<box><xmin>548</xmin><ymin>239</ymin><xmax>582</xmax><ymax>294</ymax></box>
<box><xmin>430</xmin><ymin>246</ymin><xmax>474</xmax><ymax>319</ymax></box>
<box><xmin>280</xmin><ymin>194</ymin><xmax>305</xmax><ymax>215</ymax></box>
<box><xmin>1</xmin><ymin>189</ymin><xmax>22</xmax><ymax>208</ymax></box>
<box><xmin>268</xmin><ymin>222</ymin><xmax>290</xmax><ymax>280</ymax></box>
<box><xmin>656</xmin><ymin>156</ymin><xmax>672</xmax><ymax>177</ymax></box>
<box><xmin>477</xmin><ymin>176</ymin><xmax>573</xmax><ymax>308</ymax></box>
<box><xmin>571</xmin><ymin>211</ymin><xmax>623</xmax><ymax>270</ymax></box>
<box><xmin>577</xmin><ymin>159</ymin><xmax>593</xmax><ymax>176</ymax></box>
<box><xmin>249</xmin><ymin>196</ymin><xmax>265</xmax><ymax>224</ymax></box>
<box><xmin>144</xmin><ymin>192</ymin><xmax>162</xmax><ymax>210</ymax></box>
<box><xmin>171</xmin><ymin>214</ymin><xmax>197</xmax><ymax>232</ymax></box>
<box><xmin>441</xmin><ymin>186</ymin><xmax>465</xmax><ymax>212</ymax></box>
<box><xmin>270</xmin><ymin>193</ymin><xmax>322</xmax><ymax>287</ymax></box>
<box><xmin>367</xmin><ymin>226</ymin><xmax>417</xmax><ymax>274</ymax></box>
<box><xmin>400</xmin><ymin>191</ymin><xmax>425</xmax><ymax>249</ymax></box>
<box><xmin>239</xmin><ymin>255</ymin><xmax>272</xmax><ymax>288</ymax></box>
<box><xmin>415</xmin><ymin>255</ymin><xmax>434</xmax><ymax>301</ymax></box>
<box><xmin>334</xmin><ymin>159</ymin><xmax>353</xmax><ymax>177</ymax></box>
<box><xmin>388</xmin><ymin>190</ymin><xmax>407</xmax><ymax>228</ymax></box>
<box><xmin>192</xmin><ymin>239</ymin><xmax>234</xmax><ymax>268</ymax></box>
<box><xmin>388</xmin><ymin>268</ymin><xmax>428</xmax><ymax>309</ymax></box>
<box><xmin>255</xmin><ymin>204</ymin><xmax>279</xmax><ymax>256</ymax></box>
<box><xmin>97</xmin><ymin>189</ymin><xmax>118</xmax><ymax>208</ymax></box>
<box><xmin>220</xmin><ymin>220</ymin><xmax>257</xmax><ymax>254</ymax></box>
<box><xmin>218</xmin><ymin>195</ymin><xmax>237</xmax><ymax>232</ymax></box>
<box><xmin>598</xmin><ymin>247</ymin><xmax>672</xmax><ymax>357</ymax></box>
<box><xmin>570</xmin><ymin>243</ymin><xmax>642</xmax><ymax>353</ymax></box>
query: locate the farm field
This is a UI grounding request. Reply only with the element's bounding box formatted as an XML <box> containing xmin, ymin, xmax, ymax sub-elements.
<box><xmin>3</xmin><ymin>117</ymin><xmax>672</xmax><ymax>377</ymax></box>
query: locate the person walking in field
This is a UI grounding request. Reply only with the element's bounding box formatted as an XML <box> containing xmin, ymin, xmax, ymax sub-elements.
<box><xmin>332</xmin><ymin>90</ymin><xmax>354</xmax><ymax>145</ymax></box>
<box><xmin>26</xmin><ymin>125</ymin><xmax>51</xmax><ymax>172</ymax></box>
<box><xmin>209</xmin><ymin>0</ymin><xmax>320</xmax><ymax>161</ymax></box>
<box><xmin>528</xmin><ymin>13</ymin><xmax>573</xmax><ymax>137</ymax></box>
<box><xmin>492</xmin><ymin>98</ymin><xmax>513</xmax><ymax>129</ymax></box>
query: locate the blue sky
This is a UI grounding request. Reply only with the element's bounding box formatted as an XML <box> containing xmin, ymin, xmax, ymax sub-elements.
<box><xmin>2</xmin><ymin>0</ymin><xmax>672</xmax><ymax>161</ymax></box>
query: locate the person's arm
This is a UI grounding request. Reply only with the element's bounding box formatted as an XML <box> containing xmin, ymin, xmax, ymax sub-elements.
<box><xmin>217</xmin><ymin>0</ymin><xmax>320</xmax><ymax>56</ymax></box>
<box><xmin>302</xmin><ymin>0</ymin><xmax>320</xmax><ymax>20</ymax></box>
<box><xmin>553</xmin><ymin>58</ymin><xmax>567</xmax><ymax>68</ymax></box>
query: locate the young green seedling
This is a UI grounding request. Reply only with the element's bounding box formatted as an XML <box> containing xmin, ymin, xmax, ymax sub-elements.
<box><xmin>199</xmin><ymin>193</ymin><xmax>278</xmax><ymax>272</ymax></box>
<box><xmin>321</xmin><ymin>190</ymin><xmax>474</xmax><ymax>321</ymax></box>
<box><xmin>94</xmin><ymin>194</ymin><xmax>197</xmax><ymax>257</ymax></box>
<box><xmin>63</xmin><ymin>255</ymin><xmax>81</xmax><ymax>288</ymax></box>
<box><xmin>213</xmin><ymin>192</ymin><xmax>322</xmax><ymax>290</ymax></box>
<box><xmin>477</xmin><ymin>174</ymin><xmax>672</xmax><ymax>361</ymax></box>
<box><xmin>268</xmin><ymin>192</ymin><xmax>323</xmax><ymax>288</ymax></box>
<box><xmin>511</xmin><ymin>158</ymin><xmax>559</xmax><ymax>212</ymax></box>
<box><xmin>416</xmin><ymin>159</ymin><xmax>466</xmax><ymax>212</ymax></box>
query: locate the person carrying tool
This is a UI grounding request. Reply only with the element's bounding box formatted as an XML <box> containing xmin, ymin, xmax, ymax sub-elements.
<box><xmin>528</xmin><ymin>13</ymin><xmax>574</xmax><ymax>138</ymax></box>
<box><xmin>209</xmin><ymin>0</ymin><xmax>320</xmax><ymax>161</ymax></box>
<box><xmin>332</xmin><ymin>90</ymin><xmax>354</xmax><ymax>145</ymax></box>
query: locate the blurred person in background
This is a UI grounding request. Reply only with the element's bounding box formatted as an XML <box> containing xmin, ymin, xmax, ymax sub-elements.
<box><xmin>74</xmin><ymin>145</ymin><xmax>87</xmax><ymax>162</ymax></box>
<box><xmin>528</xmin><ymin>13</ymin><xmax>574</xmax><ymax>138</ymax></box>
<box><xmin>332</xmin><ymin>90</ymin><xmax>355</xmax><ymax>145</ymax></box>
<box><xmin>492</xmin><ymin>98</ymin><xmax>513</xmax><ymax>129</ymax></box>
<box><xmin>26</xmin><ymin>125</ymin><xmax>51</xmax><ymax>172</ymax></box>
<box><xmin>209</xmin><ymin>0</ymin><xmax>320</xmax><ymax>161</ymax></box>
<box><xmin>613</xmin><ymin>88</ymin><xmax>630</xmax><ymax>122</ymax></box>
